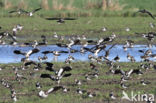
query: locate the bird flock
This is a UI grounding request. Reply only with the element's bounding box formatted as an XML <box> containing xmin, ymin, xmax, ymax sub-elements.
<box><xmin>0</xmin><ymin>8</ymin><xmax>156</xmax><ymax>103</ymax></box>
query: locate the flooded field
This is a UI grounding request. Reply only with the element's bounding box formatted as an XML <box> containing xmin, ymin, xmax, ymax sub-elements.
<box><xmin>0</xmin><ymin>44</ymin><xmax>156</xmax><ymax>63</ymax></box>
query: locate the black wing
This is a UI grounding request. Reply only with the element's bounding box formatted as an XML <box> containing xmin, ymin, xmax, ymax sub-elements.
<box><xmin>14</xmin><ymin>50</ymin><xmax>25</xmax><ymax>55</ymax></box>
<box><xmin>40</xmin><ymin>74</ymin><xmax>51</xmax><ymax>78</ymax></box>
<box><xmin>74</xmin><ymin>39</ymin><xmax>80</xmax><ymax>45</ymax></box>
<box><xmin>24</xmin><ymin>42</ymin><xmax>31</xmax><ymax>45</ymax></box>
<box><xmin>48</xmin><ymin>86</ymin><xmax>63</xmax><ymax>93</ymax></box>
<box><xmin>46</xmin><ymin>17</ymin><xmax>77</xmax><ymax>20</ymax></box>
<box><xmin>138</xmin><ymin>9</ymin><xmax>155</xmax><ymax>19</ymax></box>
<box><xmin>31</xmin><ymin>48</ymin><xmax>40</xmax><ymax>54</ymax></box>
<box><xmin>56</xmin><ymin>43</ymin><xmax>67</xmax><ymax>47</ymax></box>
<box><xmin>146</xmin><ymin>11</ymin><xmax>155</xmax><ymax>19</ymax></box>
<box><xmin>62</xmin><ymin>66</ymin><xmax>72</xmax><ymax>71</ymax></box>
<box><xmin>63</xmin><ymin>73</ymin><xmax>72</xmax><ymax>77</ymax></box>
<box><xmin>42</xmin><ymin>51</ymin><xmax>53</xmax><ymax>54</ymax></box>
<box><xmin>33</xmin><ymin>8</ymin><xmax>42</xmax><ymax>13</ymax></box>
<box><xmin>63</xmin><ymin>18</ymin><xmax>77</xmax><ymax>20</ymax></box>
<box><xmin>58</xmin><ymin>51</ymin><xmax>69</xmax><ymax>53</ymax></box>
<box><xmin>24</xmin><ymin>61</ymin><xmax>37</xmax><ymax>66</ymax></box>
<box><xmin>87</xmin><ymin>40</ymin><xmax>96</xmax><ymax>43</ymax></box>
<box><xmin>45</xmin><ymin>18</ymin><xmax>61</xmax><ymax>20</ymax></box>
<box><xmin>44</xmin><ymin>62</ymin><xmax>53</xmax><ymax>67</ymax></box>
<box><xmin>9</xmin><ymin>10</ymin><xmax>17</xmax><ymax>13</ymax></box>
<box><xmin>83</xmin><ymin>47</ymin><xmax>94</xmax><ymax>53</ymax></box>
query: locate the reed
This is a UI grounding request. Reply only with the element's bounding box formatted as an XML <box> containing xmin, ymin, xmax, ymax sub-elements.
<box><xmin>102</xmin><ymin>0</ymin><xmax>107</xmax><ymax>10</ymax></box>
<box><xmin>41</xmin><ymin>0</ymin><xmax>49</xmax><ymax>10</ymax></box>
<box><xmin>52</xmin><ymin>0</ymin><xmax>63</xmax><ymax>10</ymax></box>
<box><xmin>18</xmin><ymin>0</ymin><xmax>27</xmax><ymax>9</ymax></box>
<box><xmin>66</xmin><ymin>0</ymin><xmax>76</xmax><ymax>11</ymax></box>
<box><xmin>101</xmin><ymin>0</ymin><xmax>124</xmax><ymax>11</ymax></box>
<box><xmin>107</xmin><ymin>0</ymin><xmax>125</xmax><ymax>11</ymax></box>
<box><xmin>4</xmin><ymin>0</ymin><xmax>12</xmax><ymax>9</ymax></box>
<box><xmin>85</xmin><ymin>0</ymin><xmax>101</xmax><ymax>9</ymax></box>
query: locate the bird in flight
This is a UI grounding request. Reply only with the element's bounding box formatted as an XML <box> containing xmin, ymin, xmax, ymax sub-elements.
<box><xmin>137</xmin><ymin>9</ymin><xmax>155</xmax><ymax>19</ymax></box>
<box><xmin>45</xmin><ymin>17</ymin><xmax>77</xmax><ymax>24</ymax></box>
<box><xmin>9</xmin><ymin>9</ymin><xmax>26</xmax><ymax>15</ymax></box>
<box><xmin>9</xmin><ymin>8</ymin><xmax>42</xmax><ymax>16</ymax></box>
<box><xmin>23</xmin><ymin>8</ymin><xmax>42</xmax><ymax>16</ymax></box>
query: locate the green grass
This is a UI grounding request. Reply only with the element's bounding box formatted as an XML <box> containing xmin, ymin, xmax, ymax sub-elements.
<box><xmin>0</xmin><ymin>0</ymin><xmax>156</xmax><ymax>17</ymax></box>
<box><xmin>0</xmin><ymin>62</ymin><xmax>156</xmax><ymax>103</ymax></box>
<box><xmin>0</xmin><ymin>16</ymin><xmax>156</xmax><ymax>44</ymax></box>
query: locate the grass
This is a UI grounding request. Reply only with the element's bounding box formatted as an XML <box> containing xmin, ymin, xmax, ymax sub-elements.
<box><xmin>0</xmin><ymin>1</ymin><xmax>156</xmax><ymax>102</ymax></box>
<box><xmin>0</xmin><ymin>0</ymin><xmax>156</xmax><ymax>17</ymax></box>
<box><xmin>0</xmin><ymin>16</ymin><xmax>156</xmax><ymax>44</ymax></box>
<box><xmin>0</xmin><ymin>62</ymin><xmax>156</xmax><ymax>103</ymax></box>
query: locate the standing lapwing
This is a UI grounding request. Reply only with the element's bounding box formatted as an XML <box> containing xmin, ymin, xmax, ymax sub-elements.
<box><xmin>149</xmin><ymin>22</ymin><xmax>155</xmax><ymax>28</ymax></box>
<box><xmin>109</xmin><ymin>92</ymin><xmax>116</xmax><ymax>100</ymax></box>
<box><xmin>76</xmin><ymin>87</ymin><xmax>87</xmax><ymax>94</ymax></box>
<box><xmin>87</xmin><ymin>92</ymin><xmax>96</xmax><ymax>98</ymax></box>
<box><xmin>36</xmin><ymin>82</ymin><xmax>42</xmax><ymax>89</ymax></box>
<box><xmin>12</xmin><ymin>24</ymin><xmax>23</xmax><ymax>36</ymax></box>
<box><xmin>127</xmin><ymin>53</ymin><xmax>136</xmax><ymax>62</ymax></box>
<box><xmin>75</xmin><ymin>79</ymin><xmax>82</xmax><ymax>86</ymax></box>
<box><xmin>38</xmin><ymin>55</ymin><xmax>48</xmax><ymax>62</ymax></box>
<box><xmin>140</xmin><ymin>80</ymin><xmax>150</xmax><ymax>86</ymax></box>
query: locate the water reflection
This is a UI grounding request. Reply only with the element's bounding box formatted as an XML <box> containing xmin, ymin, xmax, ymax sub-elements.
<box><xmin>0</xmin><ymin>45</ymin><xmax>156</xmax><ymax>63</ymax></box>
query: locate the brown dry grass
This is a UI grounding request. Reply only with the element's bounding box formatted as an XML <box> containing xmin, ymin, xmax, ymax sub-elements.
<box><xmin>66</xmin><ymin>0</ymin><xmax>76</xmax><ymax>11</ymax></box>
<box><xmin>52</xmin><ymin>0</ymin><xmax>76</xmax><ymax>11</ymax></box>
<box><xmin>52</xmin><ymin>0</ymin><xmax>64</xmax><ymax>10</ymax></box>
<box><xmin>41</xmin><ymin>0</ymin><xmax>49</xmax><ymax>10</ymax></box>
<box><xmin>107</xmin><ymin>0</ymin><xmax>125</xmax><ymax>11</ymax></box>
<box><xmin>4</xmin><ymin>0</ymin><xmax>12</xmax><ymax>9</ymax></box>
<box><xmin>101</xmin><ymin>0</ymin><xmax>125</xmax><ymax>11</ymax></box>
<box><xmin>85</xmin><ymin>0</ymin><xmax>124</xmax><ymax>11</ymax></box>
<box><xmin>18</xmin><ymin>0</ymin><xmax>27</xmax><ymax>9</ymax></box>
<box><xmin>85</xmin><ymin>0</ymin><xmax>100</xmax><ymax>9</ymax></box>
<box><xmin>102</xmin><ymin>0</ymin><xmax>107</xmax><ymax>10</ymax></box>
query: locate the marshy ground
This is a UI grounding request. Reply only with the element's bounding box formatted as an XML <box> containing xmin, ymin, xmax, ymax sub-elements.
<box><xmin>0</xmin><ymin>0</ymin><xmax>156</xmax><ymax>103</ymax></box>
<box><xmin>0</xmin><ymin>62</ymin><xmax>156</xmax><ymax>103</ymax></box>
<box><xmin>0</xmin><ymin>17</ymin><xmax>156</xmax><ymax>44</ymax></box>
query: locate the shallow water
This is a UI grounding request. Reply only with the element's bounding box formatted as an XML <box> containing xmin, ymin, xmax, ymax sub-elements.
<box><xmin>0</xmin><ymin>45</ymin><xmax>156</xmax><ymax>63</ymax></box>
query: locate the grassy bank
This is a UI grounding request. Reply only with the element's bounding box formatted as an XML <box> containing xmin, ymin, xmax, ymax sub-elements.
<box><xmin>0</xmin><ymin>16</ymin><xmax>156</xmax><ymax>44</ymax></box>
<box><xmin>0</xmin><ymin>62</ymin><xmax>156</xmax><ymax>103</ymax></box>
<box><xmin>0</xmin><ymin>0</ymin><xmax>156</xmax><ymax>17</ymax></box>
